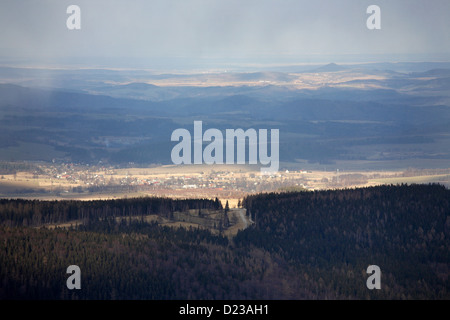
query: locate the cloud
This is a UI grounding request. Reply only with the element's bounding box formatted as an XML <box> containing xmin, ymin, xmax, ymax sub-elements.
<box><xmin>0</xmin><ymin>0</ymin><xmax>449</xmax><ymax>66</ymax></box>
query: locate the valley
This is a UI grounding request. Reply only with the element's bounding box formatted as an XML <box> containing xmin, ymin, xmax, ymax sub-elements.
<box><xmin>1</xmin><ymin>161</ymin><xmax>449</xmax><ymax>202</ymax></box>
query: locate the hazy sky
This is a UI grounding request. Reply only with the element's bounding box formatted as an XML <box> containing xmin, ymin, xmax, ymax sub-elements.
<box><xmin>1</xmin><ymin>0</ymin><xmax>449</xmax><ymax>68</ymax></box>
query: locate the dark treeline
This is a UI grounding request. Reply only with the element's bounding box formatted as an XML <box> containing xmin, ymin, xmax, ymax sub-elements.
<box><xmin>0</xmin><ymin>223</ymin><xmax>290</xmax><ymax>300</ymax></box>
<box><xmin>0</xmin><ymin>196</ymin><xmax>222</xmax><ymax>227</ymax></box>
<box><xmin>0</xmin><ymin>161</ymin><xmax>43</xmax><ymax>175</ymax></box>
<box><xmin>0</xmin><ymin>184</ymin><xmax>449</xmax><ymax>299</ymax></box>
<box><xmin>237</xmin><ymin>183</ymin><xmax>450</xmax><ymax>299</ymax></box>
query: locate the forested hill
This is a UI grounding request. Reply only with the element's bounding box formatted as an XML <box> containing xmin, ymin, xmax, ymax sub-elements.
<box><xmin>0</xmin><ymin>197</ymin><xmax>222</xmax><ymax>227</ymax></box>
<box><xmin>0</xmin><ymin>184</ymin><xmax>449</xmax><ymax>299</ymax></box>
<box><xmin>237</xmin><ymin>184</ymin><xmax>450</xmax><ymax>298</ymax></box>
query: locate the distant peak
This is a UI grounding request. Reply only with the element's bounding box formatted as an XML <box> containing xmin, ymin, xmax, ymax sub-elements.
<box><xmin>311</xmin><ymin>63</ymin><xmax>348</xmax><ymax>73</ymax></box>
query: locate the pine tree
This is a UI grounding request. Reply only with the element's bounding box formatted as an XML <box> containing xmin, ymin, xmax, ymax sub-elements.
<box><xmin>214</xmin><ymin>197</ymin><xmax>222</xmax><ymax>209</ymax></box>
<box><xmin>223</xmin><ymin>211</ymin><xmax>229</xmax><ymax>228</ymax></box>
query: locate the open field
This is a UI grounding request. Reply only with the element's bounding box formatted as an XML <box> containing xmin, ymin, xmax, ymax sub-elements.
<box><xmin>119</xmin><ymin>69</ymin><xmax>388</xmax><ymax>90</ymax></box>
<box><xmin>367</xmin><ymin>174</ymin><xmax>450</xmax><ymax>186</ymax></box>
<box><xmin>40</xmin><ymin>207</ymin><xmax>250</xmax><ymax>238</ymax></box>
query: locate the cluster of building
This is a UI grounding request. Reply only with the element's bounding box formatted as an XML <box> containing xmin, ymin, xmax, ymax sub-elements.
<box><xmin>37</xmin><ymin>163</ymin><xmax>317</xmax><ymax>194</ymax></box>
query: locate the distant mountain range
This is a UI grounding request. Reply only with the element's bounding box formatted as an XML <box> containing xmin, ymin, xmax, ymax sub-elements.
<box><xmin>1</xmin><ymin>62</ymin><xmax>450</xmax><ymax>170</ymax></box>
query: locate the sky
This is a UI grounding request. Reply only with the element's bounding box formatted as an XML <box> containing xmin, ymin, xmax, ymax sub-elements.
<box><xmin>0</xmin><ymin>0</ymin><xmax>449</xmax><ymax>68</ymax></box>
